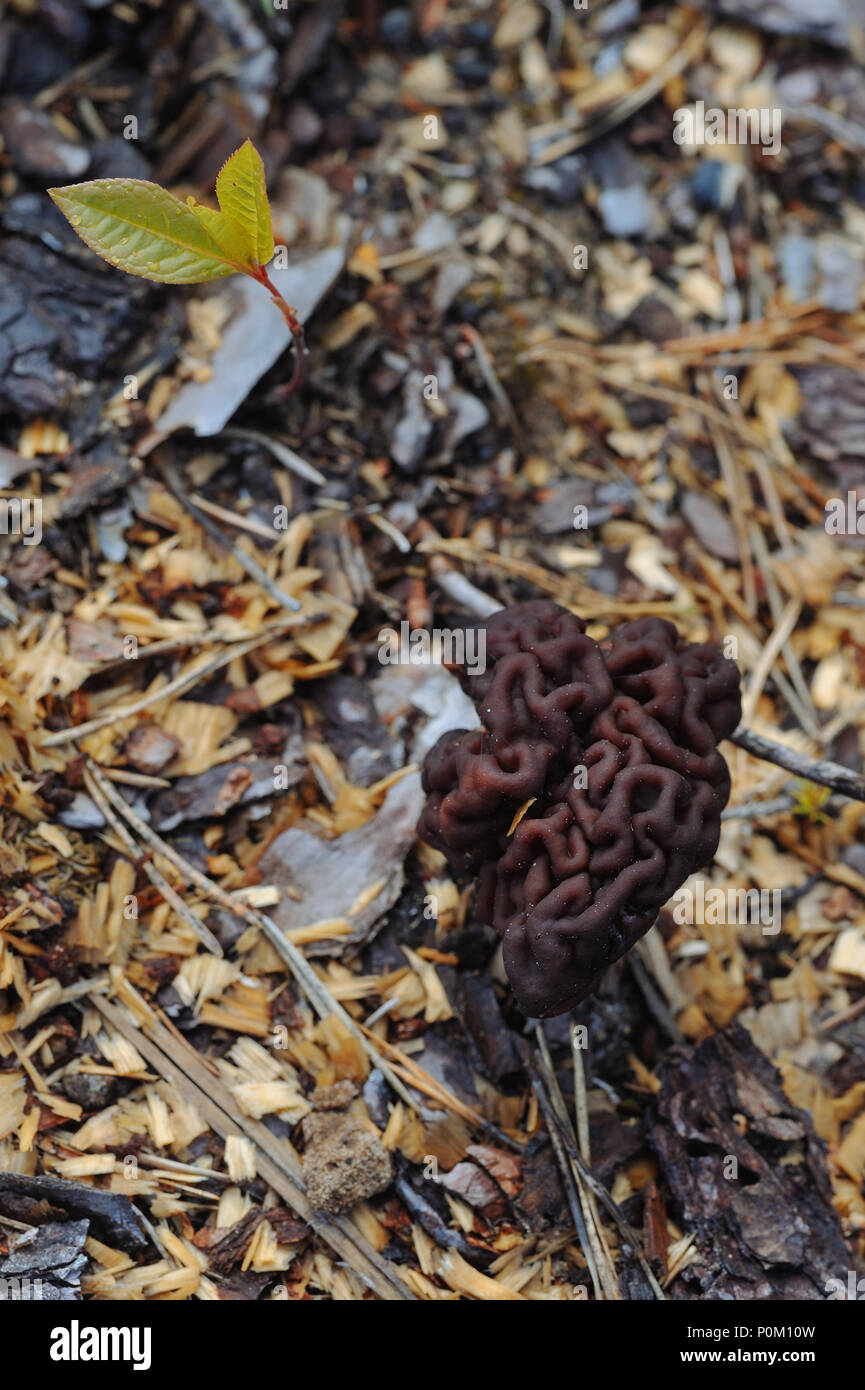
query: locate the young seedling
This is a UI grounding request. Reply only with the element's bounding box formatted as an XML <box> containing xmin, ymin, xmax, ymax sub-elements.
<box><xmin>49</xmin><ymin>139</ymin><xmax>306</xmax><ymax>392</ymax></box>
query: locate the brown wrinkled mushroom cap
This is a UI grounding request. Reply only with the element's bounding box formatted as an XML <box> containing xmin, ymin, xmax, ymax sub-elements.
<box><xmin>418</xmin><ymin>601</ymin><xmax>741</xmax><ymax>1018</ymax></box>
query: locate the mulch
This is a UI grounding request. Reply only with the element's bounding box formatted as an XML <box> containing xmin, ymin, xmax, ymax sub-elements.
<box><xmin>0</xmin><ymin>0</ymin><xmax>864</xmax><ymax>1301</ymax></box>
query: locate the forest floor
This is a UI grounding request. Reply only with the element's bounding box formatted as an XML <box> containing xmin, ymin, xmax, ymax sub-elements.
<box><xmin>0</xmin><ymin>0</ymin><xmax>864</xmax><ymax>1301</ymax></box>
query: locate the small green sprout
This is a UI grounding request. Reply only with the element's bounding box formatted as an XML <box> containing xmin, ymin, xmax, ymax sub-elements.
<box><xmin>49</xmin><ymin>139</ymin><xmax>305</xmax><ymax>390</ymax></box>
<box><xmin>791</xmin><ymin>780</ymin><xmax>832</xmax><ymax>824</ymax></box>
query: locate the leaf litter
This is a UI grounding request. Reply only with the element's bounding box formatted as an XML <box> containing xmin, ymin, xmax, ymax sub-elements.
<box><xmin>0</xmin><ymin>0</ymin><xmax>863</xmax><ymax>1303</ymax></box>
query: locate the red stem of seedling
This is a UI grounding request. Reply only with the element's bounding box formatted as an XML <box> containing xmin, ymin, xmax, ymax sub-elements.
<box><xmin>254</xmin><ymin>265</ymin><xmax>307</xmax><ymax>395</ymax></box>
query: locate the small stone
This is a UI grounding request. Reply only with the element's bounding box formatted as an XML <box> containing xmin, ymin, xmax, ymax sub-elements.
<box><xmin>523</xmin><ymin>153</ymin><xmax>585</xmax><ymax>206</ymax></box>
<box><xmin>286</xmin><ymin>100</ymin><xmax>324</xmax><ymax>149</ymax></box>
<box><xmin>0</xmin><ymin>100</ymin><xmax>90</xmax><ymax>182</ymax></box>
<box><xmin>628</xmin><ymin>295</ymin><xmax>681</xmax><ymax>343</ymax></box>
<box><xmin>597</xmin><ymin>184</ymin><xmax>654</xmax><ymax>238</ymax></box>
<box><xmin>96</xmin><ymin>501</ymin><xmax>133</xmax><ymax>563</ymax></box>
<box><xmin>589</xmin><ymin>136</ymin><xmax>656</xmax><ymax>236</ymax></box>
<box><xmin>380</xmin><ymin>7</ymin><xmax>413</xmax><ymax>48</ymax></box>
<box><xmin>412</xmin><ymin>211</ymin><xmax>457</xmax><ymax>252</ymax></box>
<box><xmin>596</xmin><ymin>0</ymin><xmax>640</xmax><ymax>34</ymax></box>
<box><xmin>310</xmin><ymin>1081</ymin><xmax>358</xmax><ymax>1111</ymax></box>
<box><xmin>432</xmin><ymin>257</ymin><xmax>474</xmax><ymax>315</ymax></box>
<box><xmin>391</xmin><ymin>369</ymin><xmax>434</xmax><ymax>471</ymax></box>
<box><xmin>778</xmin><ymin>233</ymin><xmax>816</xmax><ymax>302</ymax></box>
<box><xmin>88</xmin><ymin>137</ymin><xmax>151</xmax><ymax>181</ymax></box>
<box><xmin>61</xmin><ymin>1073</ymin><xmax>118</xmax><ymax>1110</ymax></box>
<box><xmin>124</xmin><ymin>723</ymin><xmax>182</xmax><ymax>776</ymax></box>
<box><xmin>680</xmin><ymin>492</ymin><xmax>740</xmax><ymax>564</ymax></box>
<box><xmin>302</xmin><ymin>1111</ymin><xmax>393</xmax><ymax>1214</ymax></box>
<box><xmin>691</xmin><ymin>159</ymin><xmax>743</xmax><ymax>212</ymax></box>
<box><xmin>453</xmin><ymin>51</ymin><xmax>493</xmax><ymax>85</ymax></box>
<box><xmin>58</xmin><ymin>793</ymin><xmax>106</xmax><ymax>831</ymax></box>
<box><xmin>462</xmin><ymin>21</ymin><xmax>493</xmax><ymax>45</ymax></box>
<box><xmin>816</xmin><ymin>235</ymin><xmax>864</xmax><ymax>314</ymax></box>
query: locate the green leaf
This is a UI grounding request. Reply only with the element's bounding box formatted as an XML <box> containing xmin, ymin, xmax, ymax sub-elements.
<box><xmin>215</xmin><ymin>139</ymin><xmax>275</xmax><ymax>266</ymax></box>
<box><xmin>185</xmin><ymin>198</ymin><xmax>258</xmax><ymax>269</ymax></box>
<box><xmin>48</xmin><ymin>178</ymin><xmax>259</xmax><ymax>284</ymax></box>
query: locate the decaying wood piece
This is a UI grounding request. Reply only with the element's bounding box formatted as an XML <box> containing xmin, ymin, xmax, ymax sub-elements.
<box><xmin>648</xmin><ymin>1025</ymin><xmax>857</xmax><ymax>1299</ymax></box>
<box><xmin>0</xmin><ymin>1217</ymin><xmax>89</xmax><ymax>1301</ymax></box>
<box><xmin>0</xmin><ymin>1173</ymin><xmax>148</xmax><ymax>1256</ymax></box>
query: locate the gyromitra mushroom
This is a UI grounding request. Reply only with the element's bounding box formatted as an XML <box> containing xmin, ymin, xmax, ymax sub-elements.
<box><xmin>418</xmin><ymin>601</ymin><xmax>741</xmax><ymax>1018</ymax></box>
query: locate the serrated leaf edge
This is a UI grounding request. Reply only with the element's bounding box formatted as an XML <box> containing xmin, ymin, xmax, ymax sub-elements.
<box><xmin>48</xmin><ymin>178</ymin><xmax>257</xmax><ymax>284</ymax></box>
<box><xmin>214</xmin><ymin>139</ymin><xmax>275</xmax><ymax>267</ymax></box>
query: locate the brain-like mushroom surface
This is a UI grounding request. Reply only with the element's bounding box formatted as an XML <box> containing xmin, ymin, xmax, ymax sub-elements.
<box><xmin>418</xmin><ymin>601</ymin><xmax>741</xmax><ymax>1017</ymax></box>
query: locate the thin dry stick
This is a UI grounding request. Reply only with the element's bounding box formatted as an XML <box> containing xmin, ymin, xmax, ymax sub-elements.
<box><xmin>530</xmin><ymin>1034</ymin><xmax>665</xmax><ymax>1300</ymax></box>
<box><xmin>134</xmin><ymin>1151</ymin><xmax>233</xmax><ymax>1184</ymax></box>
<box><xmin>520</xmin><ymin>344</ymin><xmax>825</xmax><ymax>523</ymax></box>
<box><xmin>91</xmin><ymin>994</ymin><xmax>412</xmax><ymax>1301</ymax></box>
<box><xmin>748</xmin><ymin>522</ymin><xmax>817</xmax><ymax>736</ymax></box>
<box><xmin>739</xmin><ymin>595</ymin><xmax>803</xmax><ymax>726</ymax></box>
<box><xmin>356</xmin><ymin>1024</ymin><xmax>519</xmax><ymax>1150</ymax></box>
<box><xmin>87</xmin><ymin>763</ymin><xmax>466</xmax><ymax>1124</ymax></box>
<box><xmin>158</xmin><ymin>459</ymin><xmax>301</xmax><ymax>612</ymax></box>
<box><xmin>728</xmin><ymin>726</ymin><xmax>865</xmax><ymax>801</ymax></box>
<box><xmin>705</xmin><ymin>237</ymin><xmax>803</xmax><ymax>560</ymax></box>
<box><xmin>416</xmin><ymin>536</ymin><xmax>681</xmax><ymax>617</ymax></box>
<box><xmin>689</xmin><ymin>552</ymin><xmax>812</xmax><ymax>730</ymax></box>
<box><xmin>85</xmin><ymin>620</ymin><xmax>320</xmax><ymax>677</ymax></box>
<box><xmin>658</xmin><ymin>300</ymin><xmax>825</xmax><ymax>356</ymax></box>
<box><xmin>500</xmin><ymin>198</ymin><xmax>579</xmax><ymax>277</ymax></box>
<box><xmin>566</xmin><ymin>20</ymin><xmax>708</xmax><ymax>148</ymax></box>
<box><xmin>92</xmin><ymin>631</ymin><xmax>237</xmax><ymax>672</ymax></box>
<box><xmin>357</xmin><ymin>1024</ymin><xmax>488</xmax><ymax>1129</ymax></box>
<box><xmin>531</xmin><ymin>301</ymin><xmax>824</xmax><ymax>366</ymax></box>
<box><xmin>221</xmin><ymin>428</ymin><xmax>327</xmax><ymax>488</ymax></box>
<box><xmin>100</xmin><ymin>767</ymin><xmax>171</xmax><ymax>790</ymax></box>
<box><xmin>628</xmin><ymin>951</ymin><xmax>683</xmax><ymax>1046</ymax></box>
<box><xmin>188</xmin><ymin>491</ymin><xmax>280</xmax><ymax>541</ymax></box>
<box><xmin>528</xmin><ymin>1061</ymin><xmax>602</xmax><ymax>1300</ymax></box>
<box><xmin>413</xmin><ymin>519</ymin><xmax>501</xmax><ymax>617</ymax></box>
<box><xmin>793</xmin><ymin>101</ymin><xmax>865</xmax><ymax>152</ymax></box>
<box><xmin>722</xmin><ymin>793</ymin><xmax>797</xmax><ymax>820</ymax></box>
<box><xmin>535</xmin><ymin>1025</ymin><xmax>618</xmax><ymax>1300</ymax></box>
<box><xmin>570</xmin><ymin>1023</ymin><xmax>591</xmax><ymax>1162</ymax></box>
<box><xmin>705</xmin><ymin>416</ymin><xmax>757</xmax><ymax>618</ymax></box>
<box><xmin>83</xmin><ymin>763</ymin><xmax>223</xmax><ymax>956</ymax></box>
<box><xmin>744</xmin><ymin>443</ymin><xmax>794</xmax><ymax>550</ymax></box>
<box><xmin>461</xmin><ymin>325</ymin><xmax>525</xmax><ymax>449</ymax></box>
<box><xmin>818</xmin><ymin>993</ymin><xmax>865</xmax><ymax>1033</ymax></box>
<box><xmin>570</xmin><ymin>1019</ymin><xmax>619</xmax><ymax>1281</ymax></box>
<box><xmin>41</xmin><ymin>620</ymin><xmax>303</xmax><ymax>747</ymax></box>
